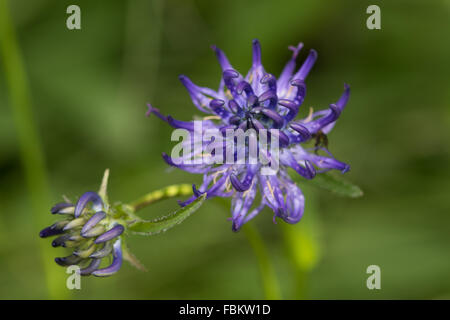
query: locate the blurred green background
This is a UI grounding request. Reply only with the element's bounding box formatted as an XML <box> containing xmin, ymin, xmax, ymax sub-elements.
<box><xmin>0</xmin><ymin>0</ymin><xmax>449</xmax><ymax>299</ymax></box>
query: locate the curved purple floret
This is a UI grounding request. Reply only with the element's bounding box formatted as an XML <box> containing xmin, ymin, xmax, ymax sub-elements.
<box><xmin>51</xmin><ymin>202</ymin><xmax>74</xmax><ymax>214</ymax></box>
<box><xmin>92</xmin><ymin>239</ymin><xmax>123</xmax><ymax>277</ymax></box>
<box><xmin>74</xmin><ymin>191</ymin><xmax>103</xmax><ymax>218</ymax></box>
<box><xmin>80</xmin><ymin>258</ymin><xmax>102</xmax><ymax>276</ymax></box>
<box><xmin>39</xmin><ymin>224</ymin><xmax>64</xmax><ymax>238</ymax></box>
<box><xmin>81</xmin><ymin>211</ymin><xmax>106</xmax><ymax>235</ymax></box>
<box><xmin>94</xmin><ymin>224</ymin><xmax>124</xmax><ymax>244</ymax></box>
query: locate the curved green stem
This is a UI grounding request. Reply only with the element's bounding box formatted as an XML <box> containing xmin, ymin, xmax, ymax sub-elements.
<box><xmin>129</xmin><ymin>184</ymin><xmax>193</xmax><ymax>212</ymax></box>
<box><xmin>128</xmin><ymin>193</ymin><xmax>206</xmax><ymax>235</ymax></box>
<box><xmin>0</xmin><ymin>0</ymin><xmax>67</xmax><ymax>299</ymax></box>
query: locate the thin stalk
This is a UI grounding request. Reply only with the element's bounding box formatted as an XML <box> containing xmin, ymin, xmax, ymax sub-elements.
<box><xmin>0</xmin><ymin>0</ymin><xmax>67</xmax><ymax>299</ymax></box>
<box><xmin>280</xmin><ymin>185</ymin><xmax>321</xmax><ymax>299</ymax></box>
<box><xmin>215</xmin><ymin>197</ymin><xmax>281</xmax><ymax>299</ymax></box>
<box><xmin>243</xmin><ymin>223</ymin><xmax>282</xmax><ymax>300</ymax></box>
<box><xmin>129</xmin><ymin>184</ymin><xmax>193</xmax><ymax>212</ymax></box>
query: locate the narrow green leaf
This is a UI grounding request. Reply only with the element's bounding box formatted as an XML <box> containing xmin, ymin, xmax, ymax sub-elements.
<box><xmin>121</xmin><ymin>238</ymin><xmax>147</xmax><ymax>272</ymax></box>
<box><xmin>129</xmin><ymin>193</ymin><xmax>206</xmax><ymax>235</ymax></box>
<box><xmin>297</xmin><ymin>171</ymin><xmax>363</xmax><ymax>198</ymax></box>
<box><xmin>98</xmin><ymin>168</ymin><xmax>110</xmax><ymax>203</ymax></box>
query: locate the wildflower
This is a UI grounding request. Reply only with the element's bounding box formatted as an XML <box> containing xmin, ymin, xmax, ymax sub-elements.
<box><xmin>40</xmin><ymin>183</ymin><xmax>124</xmax><ymax>277</ymax></box>
<box><xmin>148</xmin><ymin>39</ymin><xmax>350</xmax><ymax>231</ymax></box>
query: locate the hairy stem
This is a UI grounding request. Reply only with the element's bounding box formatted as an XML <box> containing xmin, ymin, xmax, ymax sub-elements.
<box><xmin>129</xmin><ymin>184</ymin><xmax>193</xmax><ymax>212</ymax></box>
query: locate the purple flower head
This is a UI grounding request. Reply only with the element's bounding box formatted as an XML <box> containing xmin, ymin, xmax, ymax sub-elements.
<box><xmin>148</xmin><ymin>39</ymin><xmax>350</xmax><ymax>231</ymax></box>
<box><xmin>40</xmin><ymin>190</ymin><xmax>125</xmax><ymax>277</ymax></box>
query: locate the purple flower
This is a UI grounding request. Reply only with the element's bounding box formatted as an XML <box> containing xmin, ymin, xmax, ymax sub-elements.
<box><xmin>148</xmin><ymin>39</ymin><xmax>350</xmax><ymax>231</ymax></box>
<box><xmin>40</xmin><ymin>191</ymin><xmax>124</xmax><ymax>276</ymax></box>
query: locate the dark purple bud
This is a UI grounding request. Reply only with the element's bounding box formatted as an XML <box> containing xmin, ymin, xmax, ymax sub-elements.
<box><xmin>290</xmin><ymin>78</ymin><xmax>305</xmax><ymax>87</ymax></box>
<box><xmin>39</xmin><ymin>226</ymin><xmax>63</xmax><ymax>238</ymax></box>
<box><xmin>230</xmin><ymin>170</ymin><xmax>256</xmax><ymax>192</ymax></box>
<box><xmin>278</xmin><ymin>99</ymin><xmax>298</xmax><ymax>112</ymax></box>
<box><xmin>289</xmin><ymin>79</ymin><xmax>306</xmax><ymax>114</ymax></box>
<box><xmin>228</xmin><ymin>99</ymin><xmax>241</xmax><ymax>113</ymax></box>
<box><xmin>51</xmin><ymin>202</ymin><xmax>74</xmax><ymax>214</ymax></box>
<box><xmin>39</xmin><ymin>220</ymin><xmax>69</xmax><ymax>238</ymax></box>
<box><xmin>261</xmin><ymin>108</ymin><xmax>284</xmax><ymax>128</ymax></box>
<box><xmin>223</xmin><ymin>69</ymin><xmax>239</xmax><ymax>80</ymax></box>
<box><xmin>74</xmin><ymin>191</ymin><xmax>103</xmax><ymax>218</ymax></box>
<box><xmin>237</xmin><ymin>81</ymin><xmax>255</xmax><ymax>96</ymax></box>
<box><xmin>55</xmin><ymin>254</ymin><xmax>83</xmax><ymax>267</ymax></box>
<box><xmin>80</xmin><ymin>259</ymin><xmax>102</xmax><ymax>276</ymax></box>
<box><xmin>52</xmin><ymin>234</ymin><xmax>71</xmax><ymax>247</ymax></box>
<box><xmin>290</xmin><ymin>122</ymin><xmax>311</xmax><ymax>141</ymax></box>
<box><xmin>230</xmin><ymin>174</ymin><xmax>250</xmax><ymax>192</ymax></box>
<box><xmin>210</xmin><ymin>99</ymin><xmax>225</xmax><ymax>108</ymax></box>
<box><xmin>258</xmin><ymin>90</ymin><xmax>277</xmax><ymax>103</ymax></box>
<box><xmin>329</xmin><ymin>103</ymin><xmax>340</xmax><ymax>116</ymax></box>
<box><xmin>81</xmin><ymin>211</ymin><xmax>106</xmax><ymax>235</ymax></box>
<box><xmin>290</xmin><ymin>79</ymin><xmax>306</xmax><ymax>100</ymax></box>
<box><xmin>283</xmin><ymin>153</ymin><xmax>316</xmax><ymax>180</ymax></box>
<box><xmin>209</xmin><ymin>99</ymin><xmax>230</xmax><ymax>118</ymax></box>
<box><xmin>92</xmin><ymin>240</ymin><xmax>123</xmax><ymax>277</ymax></box>
<box><xmin>94</xmin><ymin>224</ymin><xmax>124</xmax><ymax>244</ymax></box>
<box><xmin>260</xmin><ymin>73</ymin><xmax>277</xmax><ymax>91</ymax></box>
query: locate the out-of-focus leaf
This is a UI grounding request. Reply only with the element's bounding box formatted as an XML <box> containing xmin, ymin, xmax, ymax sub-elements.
<box><xmin>128</xmin><ymin>193</ymin><xmax>206</xmax><ymax>235</ymax></box>
<box><xmin>299</xmin><ymin>172</ymin><xmax>363</xmax><ymax>198</ymax></box>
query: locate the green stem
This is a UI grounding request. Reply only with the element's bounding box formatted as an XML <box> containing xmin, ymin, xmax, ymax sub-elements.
<box><xmin>280</xmin><ymin>186</ymin><xmax>322</xmax><ymax>299</ymax></box>
<box><xmin>0</xmin><ymin>0</ymin><xmax>67</xmax><ymax>299</ymax></box>
<box><xmin>243</xmin><ymin>223</ymin><xmax>282</xmax><ymax>300</ymax></box>
<box><xmin>129</xmin><ymin>184</ymin><xmax>193</xmax><ymax>212</ymax></box>
<box><xmin>214</xmin><ymin>197</ymin><xmax>281</xmax><ymax>299</ymax></box>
